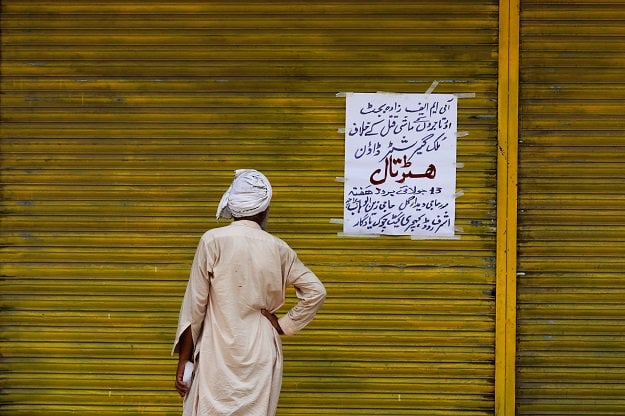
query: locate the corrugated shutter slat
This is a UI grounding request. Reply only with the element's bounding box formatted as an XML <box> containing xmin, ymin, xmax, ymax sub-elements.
<box><xmin>517</xmin><ymin>0</ymin><xmax>625</xmax><ymax>414</ymax></box>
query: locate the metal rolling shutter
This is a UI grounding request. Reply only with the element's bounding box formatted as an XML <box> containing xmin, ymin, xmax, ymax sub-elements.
<box><xmin>517</xmin><ymin>1</ymin><xmax>625</xmax><ymax>414</ymax></box>
<box><xmin>1</xmin><ymin>1</ymin><xmax>499</xmax><ymax>414</ymax></box>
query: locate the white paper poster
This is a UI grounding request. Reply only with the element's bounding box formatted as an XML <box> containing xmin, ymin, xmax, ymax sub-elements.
<box><xmin>343</xmin><ymin>92</ymin><xmax>457</xmax><ymax>236</ymax></box>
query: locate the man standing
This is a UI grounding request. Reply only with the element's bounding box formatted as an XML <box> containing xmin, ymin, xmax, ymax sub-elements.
<box><xmin>172</xmin><ymin>169</ymin><xmax>326</xmax><ymax>415</ymax></box>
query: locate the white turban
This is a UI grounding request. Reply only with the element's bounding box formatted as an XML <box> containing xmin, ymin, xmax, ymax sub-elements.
<box><xmin>216</xmin><ymin>169</ymin><xmax>272</xmax><ymax>219</ymax></box>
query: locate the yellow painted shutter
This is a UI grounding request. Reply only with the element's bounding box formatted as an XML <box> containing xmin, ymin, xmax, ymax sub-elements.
<box><xmin>517</xmin><ymin>1</ymin><xmax>625</xmax><ymax>414</ymax></box>
<box><xmin>1</xmin><ymin>1</ymin><xmax>499</xmax><ymax>414</ymax></box>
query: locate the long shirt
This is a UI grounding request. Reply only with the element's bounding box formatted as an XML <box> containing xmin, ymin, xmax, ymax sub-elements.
<box><xmin>173</xmin><ymin>220</ymin><xmax>326</xmax><ymax>416</ymax></box>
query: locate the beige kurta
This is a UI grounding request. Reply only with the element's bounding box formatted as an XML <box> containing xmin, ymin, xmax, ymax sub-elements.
<box><xmin>173</xmin><ymin>220</ymin><xmax>326</xmax><ymax>416</ymax></box>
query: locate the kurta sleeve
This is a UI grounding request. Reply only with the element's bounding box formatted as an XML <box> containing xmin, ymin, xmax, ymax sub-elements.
<box><xmin>277</xmin><ymin>250</ymin><xmax>326</xmax><ymax>336</ymax></box>
<box><xmin>172</xmin><ymin>235</ymin><xmax>214</xmax><ymax>354</ymax></box>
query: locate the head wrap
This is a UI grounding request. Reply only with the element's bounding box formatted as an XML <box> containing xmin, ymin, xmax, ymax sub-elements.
<box><xmin>216</xmin><ymin>169</ymin><xmax>272</xmax><ymax>219</ymax></box>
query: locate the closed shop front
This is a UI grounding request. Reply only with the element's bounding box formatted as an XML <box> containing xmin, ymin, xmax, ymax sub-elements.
<box><xmin>517</xmin><ymin>0</ymin><xmax>625</xmax><ymax>414</ymax></box>
<box><xmin>1</xmin><ymin>1</ymin><xmax>500</xmax><ymax>414</ymax></box>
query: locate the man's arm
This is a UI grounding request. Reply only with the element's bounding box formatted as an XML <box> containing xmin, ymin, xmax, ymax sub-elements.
<box><xmin>277</xmin><ymin>254</ymin><xmax>327</xmax><ymax>336</ymax></box>
<box><xmin>174</xmin><ymin>326</ymin><xmax>194</xmax><ymax>397</ymax></box>
<box><xmin>172</xmin><ymin>235</ymin><xmax>213</xmax><ymax>396</ymax></box>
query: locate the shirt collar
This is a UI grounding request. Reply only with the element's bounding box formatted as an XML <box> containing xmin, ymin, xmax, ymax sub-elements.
<box><xmin>231</xmin><ymin>220</ymin><xmax>262</xmax><ymax>230</ymax></box>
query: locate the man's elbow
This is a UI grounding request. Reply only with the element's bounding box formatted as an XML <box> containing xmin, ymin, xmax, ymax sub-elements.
<box><xmin>315</xmin><ymin>283</ymin><xmax>327</xmax><ymax>306</ymax></box>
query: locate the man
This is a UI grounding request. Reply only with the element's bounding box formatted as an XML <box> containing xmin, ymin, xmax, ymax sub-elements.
<box><xmin>172</xmin><ymin>169</ymin><xmax>326</xmax><ymax>416</ymax></box>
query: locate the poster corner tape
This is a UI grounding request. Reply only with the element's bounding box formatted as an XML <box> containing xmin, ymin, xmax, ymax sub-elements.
<box><xmin>424</xmin><ymin>80</ymin><xmax>440</xmax><ymax>95</ymax></box>
<box><xmin>454</xmin><ymin>92</ymin><xmax>476</xmax><ymax>99</ymax></box>
<box><xmin>337</xmin><ymin>232</ymin><xmax>380</xmax><ymax>238</ymax></box>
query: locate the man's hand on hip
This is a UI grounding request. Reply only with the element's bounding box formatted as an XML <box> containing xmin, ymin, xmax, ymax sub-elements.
<box><xmin>261</xmin><ymin>309</ymin><xmax>284</xmax><ymax>335</ymax></box>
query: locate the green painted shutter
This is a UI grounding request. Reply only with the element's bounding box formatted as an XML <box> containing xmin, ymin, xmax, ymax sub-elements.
<box><xmin>1</xmin><ymin>1</ymin><xmax>499</xmax><ymax>414</ymax></box>
<box><xmin>517</xmin><ymin>1</ymin><xmax>625</xmax><ymax>414</ymax></box>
